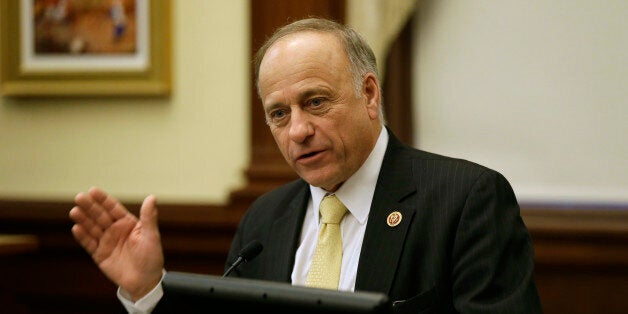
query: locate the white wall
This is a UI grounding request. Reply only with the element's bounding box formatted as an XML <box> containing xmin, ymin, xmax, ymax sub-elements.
<box><xmin>413</xmin><ymin>0</ymin><xmax>628</xmax><ymax>205</ymax></box>
<box><xmin>0</xmin><ymin>1</ymin><xmax>250</xmax><ymax>204</ymax></box>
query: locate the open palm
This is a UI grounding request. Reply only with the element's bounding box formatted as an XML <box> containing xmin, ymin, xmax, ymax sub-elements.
<box><xmin>69</xmin><ymin>187</ymin><xmax>164</xmax><ymax>300</ymax></box>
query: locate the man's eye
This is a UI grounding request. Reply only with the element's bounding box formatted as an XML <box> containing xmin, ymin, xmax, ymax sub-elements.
<box><xmin>271</xmin><ymin>110</ymin><xmax>286</xmax><ymax>118</ymax></box>
<box><xmin>310</xmin><ymin>98</ymin><xmax>323</xmax><ymax>107</ymax></box>
<box><xmin>268</xmin><ymin>109</ymin><xmax>288</xmax><ymax>124</ymax></box>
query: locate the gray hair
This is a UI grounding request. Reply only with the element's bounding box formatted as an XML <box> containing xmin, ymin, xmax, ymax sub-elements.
<box><xmin>253</xmin><ymin>17</ymin><xmax>386</xmax><ymax>124</ymax></box>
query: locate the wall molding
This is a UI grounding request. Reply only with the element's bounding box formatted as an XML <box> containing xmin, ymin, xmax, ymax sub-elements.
<box><xmin>2</xmin><ymin>198</ymin><xmax>626</xmax><ymax>260</ymax></box>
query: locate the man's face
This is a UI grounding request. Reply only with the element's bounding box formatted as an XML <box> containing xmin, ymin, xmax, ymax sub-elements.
<box><xmin>258</xmin><ymin>31</ymin><xmax>381</xmax><ymax>191</ymax></box>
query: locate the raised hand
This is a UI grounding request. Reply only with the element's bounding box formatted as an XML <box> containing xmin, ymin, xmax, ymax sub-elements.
<box><xmin>69</xmin><ymin>187</ymin><xmax>164</xmax><ymax>301</ymax></box>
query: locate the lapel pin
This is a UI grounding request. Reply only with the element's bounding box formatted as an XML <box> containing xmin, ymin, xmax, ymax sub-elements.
<box><xmin>386</xmin><ymin>211</ymin><xmax>402</xmax><ymax>227</ymax></box>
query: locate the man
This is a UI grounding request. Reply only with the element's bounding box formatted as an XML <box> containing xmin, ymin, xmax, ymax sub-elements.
<box><xmin>70</xmin><ymin>18</ymin><xmax>542</xmax><ymax>313</ymax></box>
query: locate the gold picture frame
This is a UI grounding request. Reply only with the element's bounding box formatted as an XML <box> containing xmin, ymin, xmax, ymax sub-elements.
<box><xmin>0</xmin><ymin>0</ymin><xmax>171</xmax><ymax>97</ymax></box>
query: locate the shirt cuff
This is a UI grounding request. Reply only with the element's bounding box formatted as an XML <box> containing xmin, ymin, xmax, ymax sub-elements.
<box><xmin>117</xmin><ymin>270</ymin><xmax>166</xmax><ymax>314</ymax></box>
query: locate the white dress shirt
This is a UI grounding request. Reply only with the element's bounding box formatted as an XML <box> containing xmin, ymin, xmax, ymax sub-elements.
<box><xmin>119</xmin><ymin>127</ymin><xmax>389</xmax><ymax>312</ymax></box>
<box><xmin>291</xmin><ymin>127</ymin><xmax>388</xmax><ymax>291</ymax></box>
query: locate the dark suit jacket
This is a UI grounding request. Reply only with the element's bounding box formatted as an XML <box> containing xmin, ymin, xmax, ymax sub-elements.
<box><xmin>159</xmin><ymin>130</ymin><xmax>542</xmax><ymax>313</ymax></box>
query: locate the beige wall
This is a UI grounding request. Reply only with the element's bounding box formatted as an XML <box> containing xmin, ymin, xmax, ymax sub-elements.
<box><xmin>413</xmin><ymin>0</ymin><xmax>628</xmax><ymax>205</ymax></box>
<box><xmin>0</xmin><ymin>1</ymin><xmax>251</xmax><ymax>204</ymax></box>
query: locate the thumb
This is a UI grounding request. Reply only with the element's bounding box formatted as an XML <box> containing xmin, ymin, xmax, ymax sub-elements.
<box><xmin>139</xmin><ymin>195</ymin><xmax>159</xmax><ymax>232</ymax></box>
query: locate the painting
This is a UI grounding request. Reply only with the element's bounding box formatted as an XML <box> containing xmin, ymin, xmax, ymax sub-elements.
<box><xmin>0</xmin><ymin>0</ymin><xmax>170</xmax><ymax>96</ymax></box>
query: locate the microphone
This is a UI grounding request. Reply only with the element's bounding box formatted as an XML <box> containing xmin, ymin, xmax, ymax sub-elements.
<box><xmin>223</xmin><ymin>240</ymin><xmax>263</xmax><ymax>277</ymax></box>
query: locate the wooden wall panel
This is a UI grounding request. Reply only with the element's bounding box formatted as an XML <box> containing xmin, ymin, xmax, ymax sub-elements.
<box><xmin>525</xmin><ymin>207</ymin><xmax>628</xmax><ymax>314</ymax></box>
<box><xmin>382</xmin><ymin>13</ymin><xmax>414</xmax><ymax>146</ymax></box>
<box><xmin>1</xmin><ymin>200</ymin><xmax>627</xmax><ymax>313</ymax></box>
<box><xmin>231</xmin><ymin>0</ymin><xmax>345</xmax><ymax>204</ymax></box>
<box><xmin>0</xmin><ymin>200</ymin><xmax>242</xmax><ymax>313</ymax></box>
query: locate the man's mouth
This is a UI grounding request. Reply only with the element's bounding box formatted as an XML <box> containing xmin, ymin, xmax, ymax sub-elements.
<box><xmin>297</xmin><ymin>150</ymin><xmax>323</xmax><ymax>162</ymax></box>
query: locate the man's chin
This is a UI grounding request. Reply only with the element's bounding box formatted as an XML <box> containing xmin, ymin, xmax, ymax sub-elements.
<box><xmin>299</xmin><ymin>173</ymin><xmax>343</xmax><ymax>192</ymax></box>
<box><xmin>299</xmin><ymin>172</ymin><xmax>327</xmax><ymax>188</ymax></box>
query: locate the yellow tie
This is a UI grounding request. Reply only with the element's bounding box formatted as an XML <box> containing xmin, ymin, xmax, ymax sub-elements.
<box><xmin>305</xmin><ymin>194</ymin><xmax>348</xmax><ymax>290</ymax></box>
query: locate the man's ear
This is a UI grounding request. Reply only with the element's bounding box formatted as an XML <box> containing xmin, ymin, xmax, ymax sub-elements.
<box><xmin>362</xmin><ymin>73</ymin><xmax>381</xmax><ymax>120</ymax></box>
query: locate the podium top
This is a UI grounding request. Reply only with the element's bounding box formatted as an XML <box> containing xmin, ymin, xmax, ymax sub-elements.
<box><xmin>162</xmin><ymin>271</ymin><xmax>391</xmax><ymax>314</ymax></box>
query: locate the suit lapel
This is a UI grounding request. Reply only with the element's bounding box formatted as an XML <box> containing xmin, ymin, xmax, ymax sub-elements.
<box><xmin>263</xmin><ymin>182</ymin><xmax>310</xmax><ymax>282</ymax></box>
<box><xmin>355</xmin><ymin>132</ymin><xmax>417</xmax><ymax>294</ymax></box>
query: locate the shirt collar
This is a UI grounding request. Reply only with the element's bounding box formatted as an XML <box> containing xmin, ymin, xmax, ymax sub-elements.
<box><xmin>310</xmin><ymin>127</ymin><xmax>389</xmax><ymax>225</ymax></box>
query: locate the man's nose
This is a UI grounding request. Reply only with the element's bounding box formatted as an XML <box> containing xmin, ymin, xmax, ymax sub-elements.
<box><xmin>288</xmin><ymin>109</ymin><xmax>314</xmax><ymax>143</ymax></box>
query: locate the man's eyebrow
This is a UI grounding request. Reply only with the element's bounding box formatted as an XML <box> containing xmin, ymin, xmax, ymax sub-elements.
<box><xmin>263</xmin><ymin>86</ymin><xmax>332</xmax><ymax>111</ymax></box>
<box><xmin>297</xmin><ymin>86</ymin><xmax>332</xmax><ymax>101</ymax></box>
<box><xmin>263</xmin><ymin>102</ymin><xmax>285</xmax><ymax>113</ymax></box>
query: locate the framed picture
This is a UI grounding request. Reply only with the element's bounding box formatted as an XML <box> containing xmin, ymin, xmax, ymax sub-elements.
<box><xmin>0</xmin><ymin>0</ymin><xmax>170</xmax><ymax>97</ymax></box>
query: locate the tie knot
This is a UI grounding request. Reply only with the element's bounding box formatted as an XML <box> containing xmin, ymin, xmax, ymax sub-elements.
<box><xmin>319</xmin><ymin>194</ymin><xmax>347</xmax><ymax>224</ymax></box>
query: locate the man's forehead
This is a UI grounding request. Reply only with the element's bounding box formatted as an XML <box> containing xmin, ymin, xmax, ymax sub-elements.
<box><xmin>264</xmin><ymin>31</ymin><xmax>340</xmax><ymax>58</ymax></box>
<box><xmin>258</xmin><ymin>31</ymin><xmax>351</xmax><ymax>101</ymax></box>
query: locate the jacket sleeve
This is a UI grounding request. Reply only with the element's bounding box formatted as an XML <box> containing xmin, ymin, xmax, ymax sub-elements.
<box><xmin>450</xmin><ymin>170</ymin><xmax>543</xmax><ymax>313</ymax></box>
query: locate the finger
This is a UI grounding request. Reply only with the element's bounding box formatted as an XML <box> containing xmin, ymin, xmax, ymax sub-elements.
<box><xmin>71</xmin><ymin>224</ymin><xmax>98</xmax><ymax>255</ymax></box>
<box><xmin>75</xmin><ymin>191</ymin><xmax>115</xmax><ymax>230</ymax></box>
<box><xmin>69</xmin><ymin>206</ymin><xmax>103</xmax><ymax>239</ymax></box>
<box><xmin>89</xmin><ymin>187</ymin><xmax>130</xmax><ymax>221</ymax></box>
<box><xmin>139</xmin><ymin>195</ymin><xmax>159</xmax><ymax>234</ymax></box>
